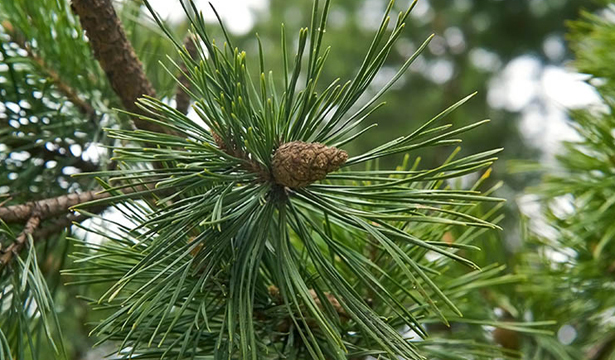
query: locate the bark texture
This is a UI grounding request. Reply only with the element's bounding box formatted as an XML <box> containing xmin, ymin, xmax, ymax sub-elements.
<box><xmin>1</xmin><ymin>1</ymin><xmax>173</xmax><ymax>268</ymax></box>
<box><xmin>0</xmin><ymin>215</ymin><xmax>40</xmax><ymax>268</ymax></box>
<box><xmin>71</xmin><ymin>0</ymin><xmax>166</xmax><ymax>133</ymax></box>
<box><xmin>212</xmin><ymin>130</ymin><xmax>271</xmax><ymax>181</ymax></box>
<box><xmin>0</xmin><ymin>191</ymin><xmax>110</xmax><ymax>224</ymax></box>
<box><xmin>175</xmin><ymin>35</ymin><xmax>198</xmax><ymax>115</ymax></box>
<box><xmin>272</xmin><ymin>141</ymin><xmax>348</xmax><ymax>188</ymax></box>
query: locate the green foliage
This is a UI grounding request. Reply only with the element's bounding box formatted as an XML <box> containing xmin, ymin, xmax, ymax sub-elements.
<box><xmin>53</xmin><ymin>1</ymin><xmax>549</xmax><ymax>359</ymax></box>
<box><xmin>0</xmin><ymin>0</ymin><xmax>109</xmax><ymax>200</ymax></box>
<box><xmin>247</xmin><ymin>0</ymin><xmax>596</xmax><ymax>172</ymax></box>
<box><xmin>0</xmin><ymin>0</ymin><xmax>182</xmax><ymax>203</ymax></box>
<box><xmin>0</xmin><ymin>222</ymin><xmax>66</xmax><ymax>360</ymax></box>
<box><xmin>119</xmin><ymin>0</ymin><xmax>185</xmax><ymax>99</ymax></box>
<box><xmin>512</xmin><ymin>4</ymin><xmax>615</xmax><ymax>359</ymax></box>
<box><xmin>4</xmin><ymin>0</ymin><xmax>605</xmax><ymax>358</ymax></box>
<box><xmin>0</xmin><ymin>0</ymin><xmax>183</xmax><ymax>357</ymax></box>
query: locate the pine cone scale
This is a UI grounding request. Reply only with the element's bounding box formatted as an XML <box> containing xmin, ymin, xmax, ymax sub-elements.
<box><xmin>272</xmin><ymin>141</ymin><xmax>348</xmax><ymax>188</ymax></box>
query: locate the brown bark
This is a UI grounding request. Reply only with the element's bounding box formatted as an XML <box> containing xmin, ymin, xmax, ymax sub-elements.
<box><xmin>211</xmin><ymin>128</ymin><xmax>271</xmax><ymax>181</ymax></box>
<box><xmin>0</xmin><ymin>215</ymin><xmax>40</xmax><ymax>268</ymax></box>
<box><xmin>71</xmin><ymin>0</ymin><xmax>168</xmax><ymax>134</ymax></box>
<box><xmin>175</xmin><ymin>35</ymin><xmax>198</xmax><ymax>115</ymax></box>
<box><xmin>33</xmin><ymin>213</ymin><xmax>89</xmax><ymax>240</ymax></box>
<box><xmin>0</xmin><ymin>208</ymin><xmax>104</xmax><ymax>269</ymax></box>
<box><xmin>1</xmin><ymin>1</ymin><xmax>175</xmax><ymax>268</ymax></box>
<box><xmin>0</xmin><ymin>185</ymin><xmax>151</xmax><ymax>267</ymax></box>
<box><xmin>0</xmin><ymin>190</ymin><xmax>110</xmax><ymax>224</ymax></box>
<box><xmin>0</xmin><ymin>183</ymin><xmax>159</xmax><ymax>225</ymax></box>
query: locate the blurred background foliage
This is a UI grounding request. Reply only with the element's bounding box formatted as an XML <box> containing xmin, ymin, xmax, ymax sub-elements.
<box><xmin>2</xmin><ymin>0</ymin><xmax>614</xmax><ymax>358</ymax></box>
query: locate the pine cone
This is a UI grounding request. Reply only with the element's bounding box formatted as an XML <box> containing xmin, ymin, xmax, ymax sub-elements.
<box><xmin>272</xmin><ymin>141</ymin><xmax>348</xmax><ymax>188</ymax></box>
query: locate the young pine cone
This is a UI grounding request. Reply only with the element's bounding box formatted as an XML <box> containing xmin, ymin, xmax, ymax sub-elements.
<box><xmin>272</xmin><ymin>141</ymin><xmax>348</xmax><ymax>188</ymax></box>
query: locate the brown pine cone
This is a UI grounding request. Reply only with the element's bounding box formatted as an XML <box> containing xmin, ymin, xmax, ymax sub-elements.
<box><xmin>271</xmin><ymin>141</ymin><xmax>348</xmax><ymax>188</ymax></box>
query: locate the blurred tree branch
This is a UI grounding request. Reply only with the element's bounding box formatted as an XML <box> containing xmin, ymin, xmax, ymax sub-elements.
<box><xmin>2</xmin><ymin>20</ymin><xmax>97</xmax><ymax>120</ymax></box>
<box><xmin>3</xmin><ymin>137</ymin><xmax>99</xmax><ymax>173</ymax></box>
<box><xmin>0</xmin><ymin>0</ymin><xmax>176</xmax><ymax>259</ymax></box>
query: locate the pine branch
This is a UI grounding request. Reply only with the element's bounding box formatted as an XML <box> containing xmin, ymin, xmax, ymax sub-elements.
<box><xmin>0</xmin><ymin>215</ymin><xmax>40</xmax><ymax>268</ymax></box>
<box><xmin>0</xmin><ymin>199</ymin><xmax>107</xmax><ymax>270</ymax></box>
<box><xmin>32</xmin><ymin>213</ymin><xmax>87</xmax><ymax>240</ymax></box>
<box><xmin>587</xmin><ymin>334</ymin><xmax>615</xmax><ymax>360</ymax></box>
<box><xmin>2</xmin><ymin>20</ymin><xmax>96</xmax><ymax>119</ymax></box>
<box><xmin>30</xmin><ymin>51</ymin><xmax>96</xmax><ymax>118</ymax></box>
<box><xmin>37</xmin><ymin>147</ymin><xmax>99</xmax><ymax>173</ymax></box>
<box><xmin>75</xmin><ymin>2</ymin><xmax>514</xmax><ymax>357</ymax></box>
<box><xmin>0</xmin><ymin>0</ymin><xmax>176</xmax><ymax>251</ymax></box>
<box><xmin>0</xmin><ymin>188</ymin><xmax>136</xmax><ymax>268</ymax></box>
<box><xmin>0</xmin><ymin>191</ymin><xmax>110</xmax><ymax>224</ymax></box>
<box><xmin>70</xmin><ymin>0</ymin><xmax>170</xmax><ymax>134</ymax></box>
<box><xmin>4</xmin><ymin>137</ymin><xmax>99</xmax><ymax>173</ymax></box>
<box><xmin>268</xmin><ymin>285</ymin><xmax>348</xmax><ymax>320</ymax></box>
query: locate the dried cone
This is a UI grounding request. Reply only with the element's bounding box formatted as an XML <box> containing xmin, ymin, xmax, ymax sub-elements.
<box><xmin>272</xmin><ymin>141</ymin><xmax>348</xmax><ymax>188</ymax></box>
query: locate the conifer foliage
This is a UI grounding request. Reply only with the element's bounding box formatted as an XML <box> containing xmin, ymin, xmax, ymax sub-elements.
<box><xmin>1</xmin><ymin>0</ymin><xmax>551</xmax><ymax>359</ymax></box>
<box><xmin>514</xmin><ymin>4</ymin><xmax>615</xmax><ymax>359</ymax></box>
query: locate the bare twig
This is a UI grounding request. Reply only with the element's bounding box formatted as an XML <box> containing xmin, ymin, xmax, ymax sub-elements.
<box><xmin>0</xmin><ymin>190</ymin><xmax>110</xmax><ymax>224</ymax></box>
<box><xmin>0</xmin><ymin>201</ymin><xmax>109</xmax><ymax>269</ymax></box>
<box><xmin>212</xmin><ymin>130</ymin><xmax>271</xmax><ymax>182</ymax></box>
<box><xmin>0</xmin><ymin>209</ymin><xmax>105</xmax><ymax>269</ymax></box>
<box><xmin>0</xmin><ymin>181</ymin><xmax>163</xmax><ymax>225</ymax></box>
<box><xmin>0</xmin><ymin>215</ymin><xmax>41</xmax><ymax>268</ymax></box>
<box><xmin>0</xmin><ymin>187</ymin><xmax>146</xmax><ymax>268</ymax></box>
<box><xmin>1</xmin><ymin>0</ymin><xmax>177</xmax><ymax>265</ymax></box>
<box><xmin>33</xmin><ymin>211</ymin><xmax>101</xmax><ymax>241</ymax></box>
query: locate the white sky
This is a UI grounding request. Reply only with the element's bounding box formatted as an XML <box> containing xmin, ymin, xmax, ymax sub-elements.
<box><xmin>147</xmin><ymin>0</ymin><xmax>269</xmax><ymax>35</ymax></box>
<box><xmin>488</xmin><ymin>55</ymin><xmax>602</xmax><ymax>161</ymax></box>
